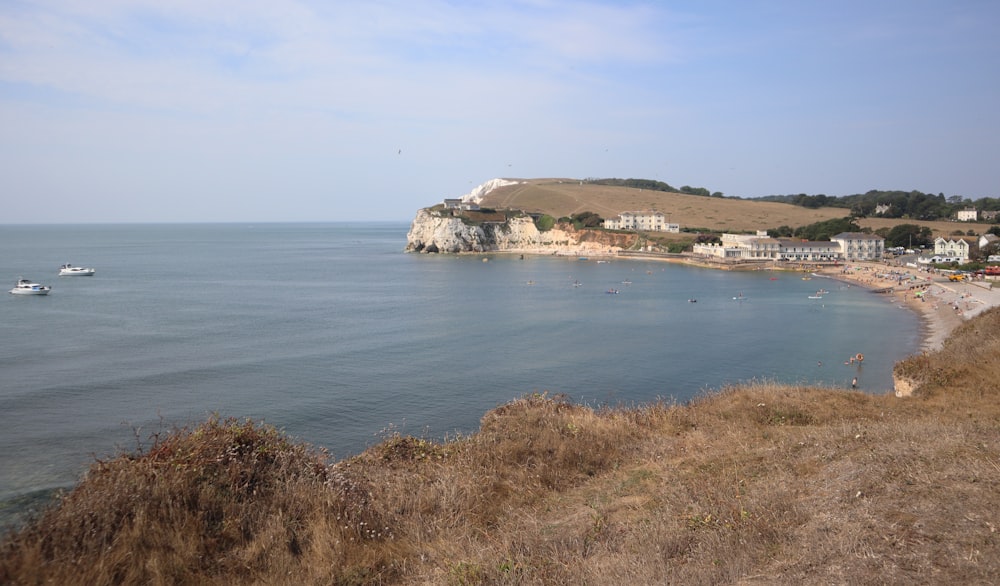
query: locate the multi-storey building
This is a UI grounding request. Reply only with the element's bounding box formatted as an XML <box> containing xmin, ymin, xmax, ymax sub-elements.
<box><xmin>831</xmin><ymin>232</ymin><xmax>885</xmax><ymax>261</ymax></box>
<box><xmin>604</xmin><ymin>211</ymin><xmax>679</xmax><ymax>233</ymax></box>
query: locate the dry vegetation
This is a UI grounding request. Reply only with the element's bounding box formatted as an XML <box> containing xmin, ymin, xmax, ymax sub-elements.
<box><xmin>480</xmin><ymin>178</ymin><xmax>997</xmax><ymax>239</ymax></box>
<box><xmin>858</xmin><ymin>217</ymin><xmax>998</xmax><ymax>240</ymax></box>
<box><xmin>481</xmin><ymin>179</ymin><xmax>850</xmax><ymax>232</ymax></box>
<box><xmin>3</xmin><ymin>308</ymin><xmax>999</xmax><ymax>584</ymax></box>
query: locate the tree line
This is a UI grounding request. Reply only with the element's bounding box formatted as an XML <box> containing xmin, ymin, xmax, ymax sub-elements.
<box><xmin>757</xmin><ymin>190</ymin><xmax>1000</xmax><ymax>221</ymax></box>
<box><xmin>585</xmin><ymin>178</ymin><xmax>724</xmax><ymax>198</ymax></box>
<box><xmin>584</xmin><ymin>179</ymin><xmax>999</xmax><ymax>222</ymax></box>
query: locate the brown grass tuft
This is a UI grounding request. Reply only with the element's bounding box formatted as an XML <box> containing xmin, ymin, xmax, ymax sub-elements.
<box><xmin>3</xmin><ymin>310</ymin><xmax>1000</xmax><ymax>584</ymax></box>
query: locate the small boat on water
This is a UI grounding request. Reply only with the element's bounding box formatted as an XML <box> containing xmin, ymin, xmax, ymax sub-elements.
<box><xmin>58</xmin><ymin>264</ymin><xmax>96</xmax><ymax>276</ymax></box>
<box><xmin>606</xmin><ymin>289</ymin><xmax>619</xmax><ymax>295</ymax></box>
<box><xmin>10</xmin><ymin>278</ymin><xmax>51</xmax><ymax>295</ymax></box>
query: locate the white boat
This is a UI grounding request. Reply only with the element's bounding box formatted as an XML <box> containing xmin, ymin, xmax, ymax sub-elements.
<box><xmin>10</xmin><ymin>278</ymin><xmax>52</xmax><ymax>295</ymax></box>
<box><xmin>59</xmin><ymin>264</ymin><xmax>96</xmax><ymax>276</ymax></box>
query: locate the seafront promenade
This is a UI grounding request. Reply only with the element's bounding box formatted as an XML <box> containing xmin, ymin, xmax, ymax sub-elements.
<box><xmin>817</xmin><ymin>262</ymin><xmax>1000</xmax><ymax>352</ymax></box>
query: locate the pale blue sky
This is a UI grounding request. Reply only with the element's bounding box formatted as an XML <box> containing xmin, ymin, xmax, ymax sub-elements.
<box><xmin>2</xmin><ymin>1</ymin><xmax>998</xmax><ymax>223</ymax></box>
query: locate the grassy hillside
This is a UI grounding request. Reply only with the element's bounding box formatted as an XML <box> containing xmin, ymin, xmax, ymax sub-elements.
<box><xmin>3</xmin><ymin>307</ymin><xmax>998</xmax><ymax>584</ymax></box>
<box><xmin>482</xmin><ymin>179</ymin><xmax>850</xmax><ymax>232</ymax></box>
<box><xmin>480</xmin><ymin>178</ymin><xmax>997</xmax><ymax>238</ymax></box>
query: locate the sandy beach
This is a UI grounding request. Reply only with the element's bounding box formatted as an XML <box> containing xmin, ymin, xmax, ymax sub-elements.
<box><xmin>816</xmin><ymin>262</ymin><xmax>1000</xmax><ymax>352</ymax></box>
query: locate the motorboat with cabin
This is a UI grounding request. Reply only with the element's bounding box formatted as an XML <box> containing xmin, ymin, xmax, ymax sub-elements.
<box><xmin>59</xmin><ymin>264</ymin><xmax>96</xmax><ymax>276</ymax></box>
<box><xmin>10</xmin><ymin>278</ymin><xmax>51</xmax><ymax>295</ymax></box>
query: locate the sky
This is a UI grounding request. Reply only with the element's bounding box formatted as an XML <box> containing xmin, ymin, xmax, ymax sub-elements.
<box><xmin>2</xmin><ymin>1</ymin><xmax>999</xmax><ymax>223</ymax></box>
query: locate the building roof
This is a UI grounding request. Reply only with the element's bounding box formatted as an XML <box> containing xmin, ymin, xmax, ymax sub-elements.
<box><xmin>832</xmin><ymin>232</ymin><xmax>884</xmax><ymax>240</ymax></box>
<box><xmin>777</xmin><ymin>239</ymin><xmax>840</xmax><ymax>248</ymax></box>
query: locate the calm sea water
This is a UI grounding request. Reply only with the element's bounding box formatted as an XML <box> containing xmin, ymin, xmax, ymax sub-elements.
<box><xmin>0</xmin><ymin>222</ymin><xmax>920</xmax><ymax>527</ymax></box>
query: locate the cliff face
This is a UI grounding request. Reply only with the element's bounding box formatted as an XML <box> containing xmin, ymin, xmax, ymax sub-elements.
<box><xmin>405</xmin><ymin>208</ymin><xmax>546</xmax><ymax>253</ymax></box>
<box><xmin>405</xmin><ymin>208</ymin><xmax>632</xmax><ymax>255</ymax></box>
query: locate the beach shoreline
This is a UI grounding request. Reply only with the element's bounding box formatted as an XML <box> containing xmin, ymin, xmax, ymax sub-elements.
<box><xmin>475</xmin><ymin>245</ymin><xmax>999</xmax><ymax>354</ymax></box>
<box><xmin>814</xmin><ymin>262</ymin><xmax>1000</xmax><ymax>353</ymax></box>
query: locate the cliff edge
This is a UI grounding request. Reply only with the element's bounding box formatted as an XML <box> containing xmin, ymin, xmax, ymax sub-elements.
<box><xmin>405</xmin><ymin>208</ymin><xmax>632</xmax><ymax>256</ymax></box>
<box><xmin>405</xmin><ymin>179</ymin><xmax>635</xmax><ymax>255</ymax></box>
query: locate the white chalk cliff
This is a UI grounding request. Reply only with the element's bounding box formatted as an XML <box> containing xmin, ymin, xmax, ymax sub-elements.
<box><xmin>460</xmin><ymin>178</ymin><xmax>519</xmax><ymax>204</ymax></box>
<box><xmin>405</xmin><ymin>179</ymin><xmax>631</xmax><ymax>255</ymax></box>
<box><xmin>405</xmin><ymin>208</ymin><xmax>549</xmax><ymax>253</ymax></box>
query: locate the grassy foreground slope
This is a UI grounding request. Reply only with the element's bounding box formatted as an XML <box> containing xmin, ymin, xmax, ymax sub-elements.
<box><xmin>2</xmin><ymin>308</ymin><xmax>998</xmax><ymax>584</ymax></box>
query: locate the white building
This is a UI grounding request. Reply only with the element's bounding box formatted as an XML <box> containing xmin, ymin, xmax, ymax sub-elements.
<box><xmin>934</xmin><ymin>237</ymin><xmax>972</xmax><ymax>261</ymax></box>
<box><xmin>692</xmin><ymin>231</ymin><xmax>781</xmax><ymax>259</ymax></box>
<box><xmin>443</xmin><ymin>198</ymin><xmax>480</xmax><ymax>211</ymax></box>
<box><xmin>693</xmin><ymin>231</ymin><xmax>884</xmax><ymax>262</ymax></box>
<box><xmin>776</xmin><ymin>240</ymin><xmax>842</xmax><ymax>262</ymax></box>
<box><xmin>956</xmin><ymin>208</ymin><xmax>978</xmax><ymax>222</ymax></box>
<box><xmin>831</xmin><ymin>232</ymin><xmax>885</xmax><ymax>262</ymax></box>
<box><xmin>604</xmin><ymin>211</ymin><xmax>679</xmax><ymax>232</ymax></box>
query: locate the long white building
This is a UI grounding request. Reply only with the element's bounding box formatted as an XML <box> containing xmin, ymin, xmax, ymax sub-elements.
<box><xmin>693</xmin><ymin>231</ymin><xmax>884</xmax><ymax>262</ymax></box>
<box><xmin>604</xmin><ymin>211</ymin><xmax>680</xmax><ymax>233</ymax></box>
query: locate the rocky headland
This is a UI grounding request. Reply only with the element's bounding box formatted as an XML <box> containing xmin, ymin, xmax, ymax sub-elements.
<box><xmin>405</xmin><ymin>207</ymin><xmax>633</xmax><ymax>256</ymax></box>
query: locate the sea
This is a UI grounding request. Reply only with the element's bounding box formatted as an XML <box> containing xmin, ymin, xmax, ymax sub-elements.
<box><xmin>0</xmin><ymin>222</ymin><xmax>921</xmax><ymax>529</ymax></box>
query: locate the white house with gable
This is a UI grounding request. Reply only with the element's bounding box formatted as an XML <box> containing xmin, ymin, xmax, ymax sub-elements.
<box><xmin>934</xmin><ymin>237</ymin><xmax>972</xmax><ymax>261</ymax></box>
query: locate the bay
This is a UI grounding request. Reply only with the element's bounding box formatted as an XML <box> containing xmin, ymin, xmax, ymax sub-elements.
<box><xmin>0</xmin><ymin>222</ymin><xmax>921</xmax><ymax>528</ymax></box>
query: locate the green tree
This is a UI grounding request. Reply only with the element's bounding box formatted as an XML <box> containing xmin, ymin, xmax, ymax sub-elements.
<box><xmin>534</xmin><ymin>214</ymin><xmax>556</xmax><ymax>232</ymax></box>
<box><xmin>885</xmin><ymin>224</ymin><xmax>932</xmax><ymax>248</ymax></box>
<box><xmin>571</xmin><ymin>211</ymin><xmax>603</xmax><ymax>229</ymax></box>
<box><xmin>680</xmin><ymin>186</ymin><xmax>711</xmax><ymax>197</ymax></box>
<box><xmin>793</xmin><ymin>217</ymin><xmax>860</xmax><ymax>241</ymax></box>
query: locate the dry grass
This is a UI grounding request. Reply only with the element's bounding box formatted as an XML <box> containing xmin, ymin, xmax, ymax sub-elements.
<box><xmin>858</xmin><ymin>217</ymin><xmax>996</xmax><ymax>240</ymax></box>
<box><xmin>480</xmin><ymin>178</ymin><xmax>998</xmax><ymax>238</ymax></box>
<box><xmin>3</xmin><ymin>309</ymin><xmax>1000</xmax><ymax>585</ymax></box>
<box><xmin>480</xmin><ymin>179</ymin><xmax>850</xmax><ymax>232</ymax></box>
